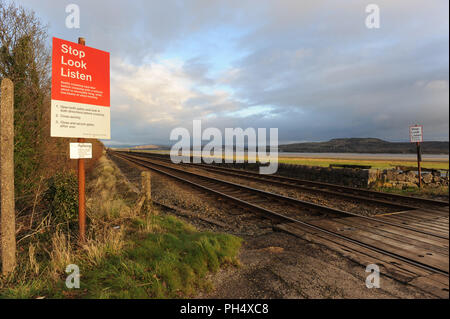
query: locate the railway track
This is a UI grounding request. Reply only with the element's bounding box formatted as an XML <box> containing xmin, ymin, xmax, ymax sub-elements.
<box><xmin>113</xmin><ymin>151</ymin><xmax>448</xmax><ymax>237</ymax></box>
<box><xmin>126</xmin><ymin>151</ymin><xmax>449</xmax><ymax>211</ymax></box>
<box><xmin>110</xmin><ymin>150</ymin><xmax>449</xmax><ymax>298</ymax></box>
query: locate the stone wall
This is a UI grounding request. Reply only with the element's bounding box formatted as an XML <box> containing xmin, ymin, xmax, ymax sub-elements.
<box><xmin>378</xmin><ymin>169</ymin><xmax>449</xmax><ymax>189</ymax></box>
<box><xmin>210</xmin><ymin>162</ymin><xmax>378</xmax><ymax>188</ymax></box>
<box><xmin>210</xmin><ymin>161</ymin><xmax>449</xmax><ymax>189</ymax></box>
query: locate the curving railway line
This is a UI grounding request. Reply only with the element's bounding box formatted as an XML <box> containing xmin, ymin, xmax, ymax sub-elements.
<box><xmin>109</xmin><ymin>150</ymin><xmax>449</xmax><ymax>298</ymax></box>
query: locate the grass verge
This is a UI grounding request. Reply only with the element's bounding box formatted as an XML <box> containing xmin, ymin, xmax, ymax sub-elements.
<box><xmin>371</xmin><ymin>185</ymin><xmax>449</xmax><ymax>199</ymax></box>
<box><xmin>0</xmin><ymin>155</ymin><xmax>241</xmax><ymax>299</ymax></box>
<box><xmin>63</xmin><ymin>215</ymin><xmax>241</xmax><ymax>299</ymax></box>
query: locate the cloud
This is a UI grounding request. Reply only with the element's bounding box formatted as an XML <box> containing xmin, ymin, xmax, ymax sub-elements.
<box><xmin>13</xmin><ymin>0</ymin><xmax>449</xmax><ymax>144</ymax></box>
<box><xmin>221</xmin><ymin>1</ymin><xmax>449</xmax><ymax>141</ymax></box>
<box><xmin>109</xmin><ymin>57</ymin><xmax>244</xmax><ymax>144</ymax></box>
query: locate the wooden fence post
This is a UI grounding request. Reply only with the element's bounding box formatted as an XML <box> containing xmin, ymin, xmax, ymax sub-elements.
<box><xmin>1</xmin><ymin>78</ymin><xmax>16</xmax><ymax>275</ymax></box>
<box><xmin>135</xmin><ymin>171</ymin><xmax>153</xmax><ymax>214</ymax></box>
<box><xmin>141</xmin><ymin>171</ymin><xmax>152</xmax><ymax>206</ymax></box>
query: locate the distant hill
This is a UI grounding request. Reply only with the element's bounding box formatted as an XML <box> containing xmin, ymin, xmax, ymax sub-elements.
<box><xmin>279</xmin><ymin>138</ymin><xmax>449</xmax><ymax>154</ymax></box>
<box><xmin>109</xmin><ymin>144</ymin><xmax>171</xmax><ymax>150</ymax></box>
<box><xmin>132</xmin><ymin>144</ymin><xmax>161</xmax><ymax>150</ymax></box>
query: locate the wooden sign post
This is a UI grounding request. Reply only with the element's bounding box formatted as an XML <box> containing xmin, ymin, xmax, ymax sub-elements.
<box><xmin>1</xmin><ymin>78</ymin><xmax>16</xmax><ymax>275</ymax></box>
<box><xmin>416</xmin><ymin>142</ymin><xmax>422</xmax><ymax>189</ymax></box>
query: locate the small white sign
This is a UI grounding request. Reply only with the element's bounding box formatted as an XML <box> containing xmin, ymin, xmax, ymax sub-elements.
<box><xmin>409</xmin><ymin>125</ymin><xmax>423</xmax><ymax>143</ymax></box>
<box><xmin>70</xmin><ymin>143</ymin><xmax>92</xmax><ymax>159</ymax></box>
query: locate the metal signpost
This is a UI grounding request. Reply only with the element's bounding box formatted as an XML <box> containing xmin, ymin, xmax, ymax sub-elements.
<box><xmin>409</xmin><ymin>125</ymin><xmax>423</xmax><ymax>188</ymax></box>
<box><xmin>51</xmin><ymin>37</ymin><xmax>110</xmax><ymax>241</ymax></box>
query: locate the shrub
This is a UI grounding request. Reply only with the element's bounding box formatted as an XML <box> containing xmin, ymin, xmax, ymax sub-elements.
<box><xmin>1</xmin><ymin>2</ymin><xmax>51</xmax><ymax>212</ymax></box>
<box><xmin>44</xmin><ymin>172</ymin><xmax>78</xmax><ymax>224</ymax></box>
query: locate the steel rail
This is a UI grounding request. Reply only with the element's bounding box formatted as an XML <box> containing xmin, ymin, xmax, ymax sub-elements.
<box><xmin>191</xmin><ymin>163</ymin><xmax>416</xmax><ymax>211</ymax></box>
<box><xmin>193</xmin><ymin>163</ymin><xmax>450</xmax><ymax>208</ymax></box>
<box><xmin>126</xmin><ymin>150</ymin><xmax>449</xmax><ymax>209</ymax></box>
<box><xmin>123</xmin><ymin>152</ymin><xmax>417</xmax><ymax>210</ymax></box>
<box><xmin>111</xmin><ymin>151</ymin><xmax>449</xmax><ymax>277</ymax></box>
<box><xmin>112</xmin><ymin>151</ymin><xmax>449</xmax><ymax>240</ymax></box>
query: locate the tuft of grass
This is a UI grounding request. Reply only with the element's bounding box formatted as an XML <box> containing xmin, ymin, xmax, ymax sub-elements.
<box><xmin>82</xmin><ymin>228</ymin><xmax>125</xmax><ymax>267</ymax></box>
<box><xmin>28</xmin><ymin>244</ymin><xmax>40</xmax><ymax>276</ymax></box>
<box><xmin>86</xmin><ymin>157</ymin><xmax>138</xmax><ymax>223</ymax></box>
<box><xmin>49</xmin><ymin>231</ymin><xmax>74</xmax><ymax>280</ymax></box>
<box><xmin>137</xmin><ymin>213</ymin><xmax>165</xmax><ymax>234</ymax></box>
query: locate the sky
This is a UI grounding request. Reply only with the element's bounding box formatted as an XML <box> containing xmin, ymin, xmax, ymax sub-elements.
<box><xmin>13</xmin><ymin>0</ymin><xmax>450</xmax><ymax>145</ymax></box>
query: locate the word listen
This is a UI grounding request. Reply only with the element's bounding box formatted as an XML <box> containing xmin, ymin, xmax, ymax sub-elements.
<box><xmin>60</xmin><ymin>44</ymin><xmax>92</xmax><ymax>82</ymax></box>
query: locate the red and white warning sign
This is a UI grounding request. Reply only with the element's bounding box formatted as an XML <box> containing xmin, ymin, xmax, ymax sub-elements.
<box><xmin>409</xmin><ymin>125</ymin><xmax>423</xmax><ymax>143</ymax></box>
<box><xmin>51</xmin><ymin>37</ymin><xmax>110</xmax><ymax>139</ymax></box>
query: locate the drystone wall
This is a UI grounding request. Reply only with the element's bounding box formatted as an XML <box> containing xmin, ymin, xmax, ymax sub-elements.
<box><xmin>210</xmin><ymin>162</ymin><xmax>378</xmax><ymax>188</ymax></box>
<box><xmin>210</xmin><ymin>162</ymin><xmax>449</xmax><ymax>189</ymax></box>
<box><xmin>378</xmin><ymin>170</ymin><xmax>449</xmax><ymax>189</ymax></box>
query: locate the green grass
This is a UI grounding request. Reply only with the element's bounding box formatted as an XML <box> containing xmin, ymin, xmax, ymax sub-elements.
<box><xmin>126</xmin><ymin>150</ymin><xmax>449</xmax><ymax>170</ymax></box>
<box><xmin>0</xmin><ymin>215</ymin><xmax>242</xmax><ymax>299</ymax></box>
<box><xmin>372</xmin><ymin>185</ymin><xmax>449</xmax><ymax>198</ymax></box>
<box><xmin>71</xmin><ymin>215</ymin><xmax>241</xmax><ymax>299</ymax></box>
<box><xmin>278</xmin><ymin>158</ymin><xmax>449</xmax><ymax>170</ymax></box>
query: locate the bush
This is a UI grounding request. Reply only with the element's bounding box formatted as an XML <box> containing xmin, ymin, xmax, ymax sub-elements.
<box><xmin>44</xmin><ymin>172</ymin><xmax>78</xmax><ymax>224</ymax></box>
<box><xmin>1</xmin><ymin>2</ymin><xmax>51</xmax><ymax>212</ymax></box>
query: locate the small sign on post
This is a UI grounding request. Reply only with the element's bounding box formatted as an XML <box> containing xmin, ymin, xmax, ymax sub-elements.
<box><xmin>409</xmin><ymin>125</ymin><xmax>423</xmax><ymax>143</ymax></box>
<box><xmin>410</xmin><ymin>125</ymin><xmax>424</xmax><ymax>188</ymax></box>
<box><xmin>70</xmin><ymin>143</ymin><xmax>93</xmax><ymax>159</ymax></box>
